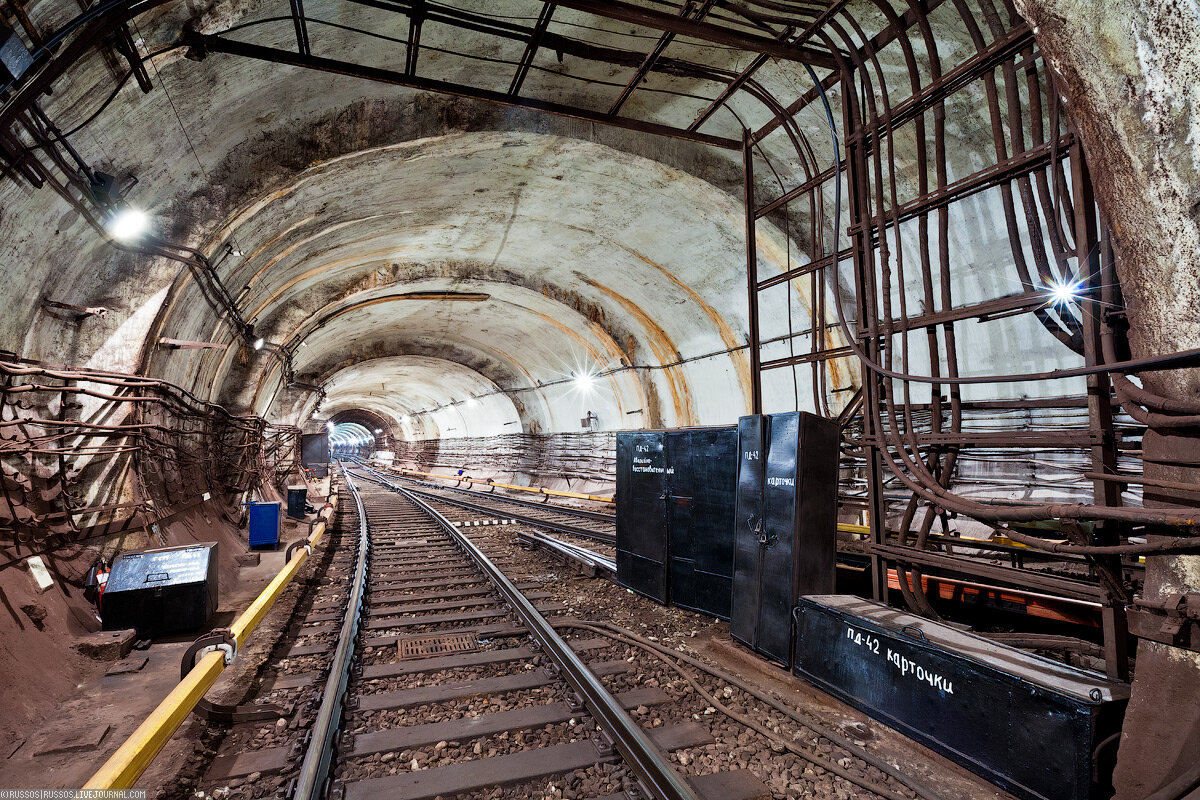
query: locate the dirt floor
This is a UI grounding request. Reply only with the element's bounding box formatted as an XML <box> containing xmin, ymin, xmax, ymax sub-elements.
<box><xmin>0</xmin><ymin>479</ymin><xmax>331</xmax><ymax>791</ymax></box>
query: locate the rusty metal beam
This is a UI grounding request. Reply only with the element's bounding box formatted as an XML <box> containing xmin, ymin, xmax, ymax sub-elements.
<box><xmin>548</xmin><ymin>0</ymin><xmax>837</xmax><ymax>69</ymax></box>
<box><xmin>743</xmin><ymin>129</ymin><xmax>763</xmax><ymax>415</ymax></box>
<box><xmin>189</xmin><ymin>32</ymin><xmax>741</xmax><ymax>150</ymax></box>
<box><xmin>880</xmin><ymin>291</ymin><xmax>1048</xmax><ymax>335</ymax></box>
<box><xmin>848</xmin><ymin>134</ymin><xmax>1075</xmax><ymax>237</ymax></box>
<box><xmin>761</xmin><ymin>345</ymin><xmax>853</xmax><ymax>371</ymax></box>
<box><xmin>852</xmin><ymin>23</ymin><xmax>1035</xmax><ymax>147</ymax></box>
<box><xmin>754</xmin><ymin>161</ymin><xmax>839</xmax><ymax>219</ymax></box>
<box><xmin>608</xmin><ymin>1</ymin><xmax>714</xmax><ymax>115</ymax></box>
<box><xmin>757</xmin><ymin>246</ymin><xmax>854</xmax><ymax>291</ymax></box>
<box><xmin>508</xmin><ymin>2</ymin><xmax>554</xmax><ymax>97</ymax></box>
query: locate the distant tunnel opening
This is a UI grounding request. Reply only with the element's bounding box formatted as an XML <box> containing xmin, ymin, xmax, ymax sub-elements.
<box><xmin>327</xmin><ymin>421</ymin><xmax>376</xmax><ymax>460</ymax></box>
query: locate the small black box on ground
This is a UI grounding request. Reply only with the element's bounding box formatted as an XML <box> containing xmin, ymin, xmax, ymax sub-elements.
<box><xmin>287</xmin><ymin>485</ymin><xmax>309</xmax><ymax>520</ymax></box>
<box><xmin>102</xmin><ymin>542</ymin><xmax>218</xmax><ymax>637</ymax></box>
<box><xmin>792</xmin><ymin>595</ymin><xmax>1129</xmax><ymax>800</ymax></box>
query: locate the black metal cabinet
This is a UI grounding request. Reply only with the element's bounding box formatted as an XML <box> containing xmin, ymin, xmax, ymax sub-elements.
<box><xmin>793</xmin><ymin>596</ymin><xmax>1129</xmax><ymax>800</ymax></box>
<box><xmin>665</xmin><ymin>429</ymin><xmax>737</xmax><ymax>619</ymax></box>
<box><xmin>616</xmin><ymin>432</ymin><xmax>669</xmax><ymax>604</ymax></box>
<box><xmin>301</xmin><ymin>432</ymin><xmax>330</xmax><ymax>478</ymax></box>
<box><xmin>731</xmin><ymin>412</ymin><xmax>839</xmax><ymax>665</ymax></box>
<box><xmin>616</xmin><ymin>428</ymin><xmax>737</xmax><ymax>617</ymax></box>
<box><xmin>102</xmin><ymin>542</ymin><xmax>219</xmax><ymax>636</ymax></box>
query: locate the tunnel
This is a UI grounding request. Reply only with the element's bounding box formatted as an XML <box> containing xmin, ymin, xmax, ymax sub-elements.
<box><xmin>0</xmin><ymin>1</ymin><xmax>1198</xmax><ymax>798</ymax></box>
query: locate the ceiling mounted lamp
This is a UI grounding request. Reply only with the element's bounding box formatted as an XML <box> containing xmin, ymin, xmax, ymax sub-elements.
<box><xmin>106</xmin><ymin>207</ymin><xmax>150</xmax><ymax>242</ymax></box>
<box><xmin>574</xmin><ymin>372</ymin><xmax>596</xmax><ymax>391</ymax></box>
<box><xmin>1046</xmin><ymin>277</ymin><xmax>1083</xmax><ymax>307</ymax></box>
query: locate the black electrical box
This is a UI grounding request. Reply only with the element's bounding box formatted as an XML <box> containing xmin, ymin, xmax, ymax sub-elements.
<box><xmin>287</xmin><ymin>485</ymin><xmax>309</xmax><ymax>519</ymax></box>
<box><xmin>663</xmin><ymin>428</ymin><xmax>737</xmax><ymax>618</ymax></box>
<box><xmin>730</xmin><ymin>412</ymin><xmax>839</xmax><ymax>666</ymax></box>
<box><xmin>0</xmin><ymin>23</ymin><xmax>33</xmax><ymax>84</ymax></box>
<box><xmin>616</xmin><ymin>427</ymin><xmax>738</xmax><ymax>618</ymax></box>
<box><xmin>793</xmin><ymin>595</ymin><xmax>1129</xmax><ymax>800</ymax></box>
<box><xmin>301</xmin><ymin>432</ymin><xmax>330</xmax><ymax>478</ymax></box>
<box><xmin>102</xmin><ymin>542</ymin><xmax>218</xmax><ymax>636</ymax></box>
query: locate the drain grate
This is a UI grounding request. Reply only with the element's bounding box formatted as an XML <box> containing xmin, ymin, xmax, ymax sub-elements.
<box><xmin>398</xmin><ymin>631</ymin><xmax>479</xmax><ymax>659</ymax></box>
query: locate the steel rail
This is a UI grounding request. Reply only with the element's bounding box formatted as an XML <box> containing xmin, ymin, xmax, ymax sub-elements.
<box><xmin>389</xmin><ymin>472</ymin><xmax>615</xmax><ymax>523</ymax></box>
<box><xmin>79</xmin><ymin>488</ymin><xmax>339</xmax><ymax>794</ymax></box>
<box><xmin>346</xmin><ymin>464</ymin><xmax>618</xmax><ymax>544</ymax></box>
<box><xmin>400</xmin><ymin>484</ymin><xmax>615</xmax><ymax>544</ymax></box>
<box><xmin>292</xmin><ymin>463</ymin><xmax>370</xmax><ymax>799</ymax></box>
<box><xmin>361</xmin><ymin>469</ymin><xmax>700</xmax><ymax>800</ymax></box>
<box><xmin>517</xmin><ymin>529</ymin><xmax>617</xmax><ymax>580</ymax></box>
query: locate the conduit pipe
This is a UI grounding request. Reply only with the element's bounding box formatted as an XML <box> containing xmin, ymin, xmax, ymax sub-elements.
<box><xmin>78</xmin><ymin>487</ymin><xmax>339</xmax><ymax>794</ymax></box>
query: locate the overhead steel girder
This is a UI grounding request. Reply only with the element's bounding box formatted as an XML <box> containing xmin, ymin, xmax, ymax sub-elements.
<box><xmin>548</xmin><ymin>0</ymin><xmax>838</xmax><ymax>70</ymax></box>
<box><xmin>186</xmin><ymin>31</ymin><xmax>742</xmax><ymax>150</ymax></box>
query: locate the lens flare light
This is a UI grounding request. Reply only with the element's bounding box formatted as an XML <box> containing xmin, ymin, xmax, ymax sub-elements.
<box><xmin>1046</xmin><ymin>278</ymin><xmax>1083</xmax><ymax>307</ymax></box>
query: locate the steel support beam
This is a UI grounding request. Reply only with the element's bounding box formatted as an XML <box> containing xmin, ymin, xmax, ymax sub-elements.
<box><xmin>507</xmin><ymin>2</ymin><xmax>554</xmax><ymax>96</ymax></box>
<box><xmin>743</xmin><ymin>129</ymin><xmax>763</xmax><ymax>415</ymax></box>
<box><xmin>608</xmin><ymin>1</ymin><xmax>714</xmax><ymax>115</ymax></box>
<box><xmin>547</xmin><ymin>0</ymin><xmax>837</xmax><ymax>69</ymax></box>
<box><xmin>188</xmin><ymin>32</ymin><xmax>741</xmax><ymax>150</ymax></box>
<box><xmin>1072</xmin><ymin>144</ymin><xmax>1130</xmax><ymax>681</ymax></box>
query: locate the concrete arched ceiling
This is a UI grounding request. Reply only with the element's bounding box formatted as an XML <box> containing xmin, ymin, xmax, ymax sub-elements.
<box><xmin>141</xmin><ymin>131</ymin><xmax>851</xmax><ymax>430</ymax></box>
<box><xmin>313</xmin><ymin>355</ymin><xmax>524</xmax><ymax>439</ymax></box>
<box><xmin>0</xmin><ymin>0</ymin><xmax>1082</xmax><ymax>433</ymax></box>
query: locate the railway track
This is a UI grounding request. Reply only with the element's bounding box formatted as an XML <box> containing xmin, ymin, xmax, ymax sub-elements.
<box><xmin>349</xmin><ymin>464</ymin><xmax>1098</xmax><ymax>633</ymax></box>
<box><xmin>354</xmin><ymin>461</ymin><xmax>617</xmax><ymax>545</ymax></box>
<box><xmin>197</xmin><ymin>463</ymin><xmax>769</xmax><ymax>800</ymax></box>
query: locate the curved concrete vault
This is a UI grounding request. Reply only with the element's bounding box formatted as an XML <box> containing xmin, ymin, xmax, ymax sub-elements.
<box><xmin>140</xmin><ymin>131</ymin><xmax>852</xmax><ymax>433</ymax></box>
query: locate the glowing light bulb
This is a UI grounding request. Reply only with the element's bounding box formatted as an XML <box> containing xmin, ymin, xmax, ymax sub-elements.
<box><xmin>253</xmin><ymin>338</ymin><xmax>265</xmax><ymax>350</ymax></box>
<box><xmin>107</xmin><ymin>207</ymin><xmax>149</xmax><ymax>241</ymax></box>
<box><xmin>1047</xmin><ymin>278</ymin><xmax>1082</xmax><ymax>306</ymax></box>
<box><xmin>574</xmin><ymin>372</ymin><xmax>595</xmax><ymax>391</ymax></box>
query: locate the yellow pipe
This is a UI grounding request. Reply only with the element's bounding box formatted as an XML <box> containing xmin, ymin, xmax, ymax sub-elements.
<box><xmin>79</xmin><ymin>651</ymin><xmax>226</xmax><ymax>792</ymax></box>
<box><xmin>81</xmin><ymin>491</ymin><xmax>339</xmax><ymax>794</ymax></box>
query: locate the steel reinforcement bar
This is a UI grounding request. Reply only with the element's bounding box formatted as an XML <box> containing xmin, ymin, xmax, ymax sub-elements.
<box><xmin>361</xmin><ymin>468</ymin><xmax>701</xmax><ymax>800</ymax></box>
<box><xmin>79</xmin><ymin>485</ymin><xmax>339</xmax><ymax>794</ymax></box>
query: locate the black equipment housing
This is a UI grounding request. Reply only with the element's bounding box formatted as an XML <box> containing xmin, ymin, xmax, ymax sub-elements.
<box><xmin>102</xmin><ymin>542</ymin><xmax>219</xmax><ymax>636</ymax></box>
<box><xmin>616</xmin><ymin>427</ymin><xmax>738</xmax><ymax>618</ymax></box>
<box><xmin>730</xmin><ymin>412</ymin><xmax>839</xmax><ymax>665</ymax></box>
<box><xmin>792</xmin><ymin>595</ymin><xmax>1129</xmax><ymax>800</ymax></box>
